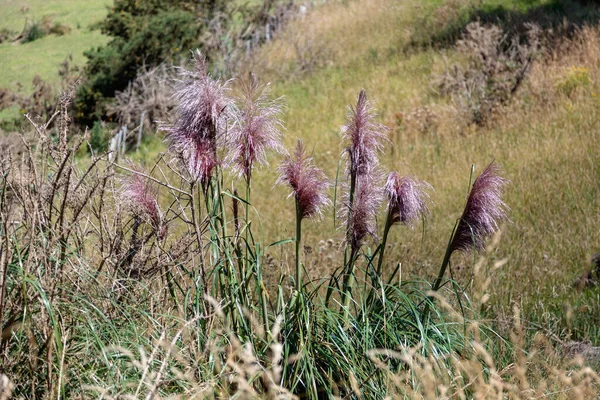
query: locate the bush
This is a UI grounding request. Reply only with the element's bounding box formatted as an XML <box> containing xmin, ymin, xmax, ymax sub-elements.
<box><xmin>23</xmin><ymin>21</ymin><xmax>46</xmax><ymax>43</ymax></box>
<box><xmin>89</xmin><ymin>120</ymin><xmax>111</xmax><ymax>153</ymax></box>
<box><xmin>75</xmin><ymin>0</ymin><xmax>305</xmax><ymax>126</ymax></box>
<box><xmin>74</xmin><ymin>0</ymin><xmax>211</xmax><ymax>126</ymax></box>
<box><xmin>437</xmin><ymin>22</ymin><xmax>540</xmax><ymax>125</ymax></box>
<box><xmin>20</xmin><ymin>16</ymin><xmax>71</xmax><ymax>44</ymax></box>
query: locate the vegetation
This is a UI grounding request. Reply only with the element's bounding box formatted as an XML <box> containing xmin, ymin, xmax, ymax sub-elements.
<box><xmin>0</xmin><ymin>0</ymin><xmax>111</xmax><ymax>95</ymax></box>
<box><xmin>74</xmin><ymin>0</ymin><xmax>207</xmax><ymax>125</ymax></box>
<box><xmin>1</xmin><ymin>0</ymin><xmax>600</xmax><ymax>398</ymax></box>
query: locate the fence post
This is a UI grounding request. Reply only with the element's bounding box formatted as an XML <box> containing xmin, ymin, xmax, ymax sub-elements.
<box><xmin>136</xmin><ymin>111</ymin><xmax>146</xmax><ymax>151</ymax></box>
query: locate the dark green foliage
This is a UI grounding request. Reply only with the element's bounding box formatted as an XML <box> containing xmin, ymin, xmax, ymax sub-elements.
<box><xmin>75</xmin><ymin>0</ymin><xmax>210</xmax><ymax>125</ymax></box>
<box><xmin>23</xmin><ymin>22</ymin><xmax>46</xmax><ymax>43</ymax></box>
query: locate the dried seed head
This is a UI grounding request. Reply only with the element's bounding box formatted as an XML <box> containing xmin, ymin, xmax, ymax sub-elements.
<box><xmin>342</xmin><ymin>90</ymin><xmax>389</xmax><ymax>177</ymax></box>
<box><xmin>277</xmin><ymin>140</ymin><xmax>330</xmax><ymax>220</ymax></box>
<box><xmin>227</xmin><ymin>73</ymin><xmax>284</xmax><ymax>181</ymax></box>
<box><xmin>345</xmin><ymin>174</ymin><xmax>383</xmax><ymax>252</ymax></box>
<box><xmin>120</xmin><ymin>163</ymin><xmax>166</xmax><ymax>238</ymax></box>
<box><xmin>384</xmin><ymin>172</ymin><xmax>432</xmax><ymax>227</ymax></box>
<box><xmin>450</xmin><ymin>162</ymin><xmax>509</xmax><ymax>253</ymax></box>
<box><xmin>161</xmin><ymin>51</ymin><xmax>231</xmax><ymax>184</ymax></box>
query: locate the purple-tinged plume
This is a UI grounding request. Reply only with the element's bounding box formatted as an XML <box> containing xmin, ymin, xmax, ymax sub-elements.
<box><xmin>161</xmin><ymin>50</ymin><xmax>230</xmax><ymax>185</ymax></box>
<box><xmin>120</xmin><ymin>164</ymin><xmax>166</xmax><ymax>239</ymax></box>
<box><xmin>277</xmin><ymin>140</ymin><xmax>330</xmax><ymax>220</ymax></box>
<box><xmin>342</xmin><ymin>90</ymin><xmax>389</xmax><ymax>177</ymax></box>
<box><xmin>228</xmin><ymin>73</ymin><xmax>284</xmax><ymax>181</ymax></box>
<box><xmin>450</xmin><ymin>162</ymin><xmax>509</xmax><ymax>253</ymax></box>
<box><xmin>346</xmin><ymin>175</ymin><xmax>383</xmax><ymax>252</ymax></box>
<box><xmin>384</xmin><ymin>172</ymin><xmax>432</xmax><ymax>227</ymax></box>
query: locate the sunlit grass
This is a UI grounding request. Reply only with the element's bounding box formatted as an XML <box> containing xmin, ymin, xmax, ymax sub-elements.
<box><xmin>0</xmin><ymin>0</ymin><xmax>111</xmax><ymax>94</ymax></box>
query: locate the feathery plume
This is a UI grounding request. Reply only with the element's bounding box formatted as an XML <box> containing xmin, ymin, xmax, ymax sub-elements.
<box><xmin>277</xmin><ymin>140</ymin><xmax>330</xmax><ymax>220</ymax></box>
<box><xmin>342</xmin><ymin>90</ymin><xmax>389</xmax><ymax>177</ymax></box>
<box><xmin>346</xmin><ymin>175</ymin><xmax>383</xmax><ymax>252</ymax></box>
<box><xmin>384</xmin><ymin>172</ymin><xmax>432</xmax><ymax>227</ymax></box>
<box><xmin>228</xmin><ymin>73</ymin><xmax>284</xmax><ymax>181</ymax></box>
<box><xmin>161</xmin><ymin>50</ymin><xmax>230</xmax><ymax>184</ymax></box>
<box><xmin>450</xmin><ymin>162</ymin><xmax>509</xmax><ymax>253</ymax></box>
<box><xmin>120</xmin><ymin>164</ymin><xmax>166</xmax><ymax>238</ymax></box>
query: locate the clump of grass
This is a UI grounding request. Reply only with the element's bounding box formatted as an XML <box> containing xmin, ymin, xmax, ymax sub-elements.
<box><xmin>556</xmin><ymin>66</ymin><xmax>593</xmax><ymax>97</ymax></box>
<box><xmin>0</xmin><ymin>28</ymin><xmax>15</xmax><ymax>44</ymax></box>
<box><xmin>21</xmin><ymin>16</ymin><xmax>71</xmax><ymax>43</ymax></box>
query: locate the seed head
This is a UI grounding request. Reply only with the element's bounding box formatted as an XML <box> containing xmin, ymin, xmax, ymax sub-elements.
<box><xmin>342</xmin><ymin>90</ymin><xmax>389</xmax><ymax>177</ymax></box>
<box><xmin>277</xmin><ymin>140</ymin><xmax>330</xmax><ymax>220</ymax></box>
<box><xmin>345</xmin><ymin>174</ymin><xmax>383</xmax><ymax>253</ymax></box>
<box><xmin>450</xmin><ymin>162</ymin><xmax>509</xmax><ymax>253</ymax></box>
<box><xmin>385</xmin><ymin>172</ymin><xmax>431</xmax><ymax>227</ymax></box>
<box><xmin>228</xmin><ymin>73</ymin><xmax>284</xmax><ymax>181</ymax></box>
<box><xmin>120</xmin><ymin>164</ymin><xmax>166</xmax><ymax>238</ymax></box>
<box><xmin>161</xmin><ymin>51</ymin><xmax>230</xmax><ymax>184</ymax></box>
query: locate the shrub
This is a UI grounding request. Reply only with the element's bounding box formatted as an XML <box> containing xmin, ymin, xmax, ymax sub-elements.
<box><xmin>106</xmin><ymin>64</ymin><xmax>175</xmax><ymax>134</ymax></box>
<box><xmin>23</xmin><ymin>21</ymin><xmax>46</xmax><ymax>43</ymax></box>
<box><xmin>20</xmin><ymin>16</ymin><xmax>71</xmax><ymax>43</ymax></box>
<box><xmin>75</xmin><ymin>0</ymin><xmax>308</xmax><ymax>126</ymax></box>
<box><xmin>437</xmin><ymin>22</ymin><xmax>540</xmax><ymax>125</ymax></box>
<box><xmin>75</xmin><ymin>7</ymin><xmax>203</xmax><ymax>126</ymax></box>
<box><xmin>89</xmin><ymin>120</ymin><xmax>111</xmax><ymax>153</ymax></box>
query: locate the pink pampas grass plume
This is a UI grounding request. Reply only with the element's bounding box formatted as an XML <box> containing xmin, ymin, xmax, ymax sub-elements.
<box><xmin>120</xmin><ymin>164</ymin><xmax>166</xmax><ymax>238</ymax></box>
<box><xmin>161</xmin><ymin>50</ymin><xmax>230</xmax><ymax>185</ymax></box>
<box><xmin>228</xmin><ymin>73</ymin><xmax>284</xmax><ymax>181</ymax></box>
<box><xmin>346</xmin><ymin>175</ymin><xmax>383</xmax><ymax>252</ymax></box>
<box><xmin>384</xmin><ymin>172</ymin><xmax>432</xmax><ymax>227</ymax></box>
<box><xmin>450</xmin><ymin>162</ymin><xmax>509</xmax><ymax>253</ymax></box>
<box><xmin>342</xmin><ymin>90</ymin><xmax>389</xmax><ymax>177</ymax></box>
<box><xmin>276</xmin><ymin>140</ymin><xmax>330</xmax><ymax>220</ymax></box>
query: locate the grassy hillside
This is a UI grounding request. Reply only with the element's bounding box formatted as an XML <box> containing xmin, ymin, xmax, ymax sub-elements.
<box><xmin>0</xmin><ymin>0</ymin><xmax>111</xmax><ymax>94</ymax></box>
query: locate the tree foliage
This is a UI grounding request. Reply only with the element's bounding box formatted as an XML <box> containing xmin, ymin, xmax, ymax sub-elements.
<box><xmin>75</xmin><ymin>0</ymin><xmax>225</xmax><ymax>125</ymax></box>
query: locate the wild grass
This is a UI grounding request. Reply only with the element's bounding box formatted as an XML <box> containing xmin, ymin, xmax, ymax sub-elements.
<box><xmin>109</xmin><ymin>1</ymin><xmax>600</xmax><ymax>345</ymax></box>
<box><xmin>2</xmin><ymin>0</ymin><xmax>600</xmax><ymax>397</ymax></box>
<box><xmin>0</xmin><ymin>62</ymin><xmax>516</xmax><ymax>398</ymax></box>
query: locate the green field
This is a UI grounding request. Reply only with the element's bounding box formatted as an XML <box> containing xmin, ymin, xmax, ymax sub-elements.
<box><xmin>0</xmin><ymin>0</ymin><xmax>111</xmax><ymax>94</ymax></box>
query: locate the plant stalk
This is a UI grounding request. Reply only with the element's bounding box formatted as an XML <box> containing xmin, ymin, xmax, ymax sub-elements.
<box><xmin>295</xmin><ymin>197</ymin><xmax>303</xmax><ymax>294</ymax></box>
<box><xmin>375</xmin><ymin>209</ymin><xmax>394</xmax><ymax>278</ymax></box>
<box><xmin>342</xmin><ymin>246</ymin><xmax>358</xmax><ymax>321</ymax></box>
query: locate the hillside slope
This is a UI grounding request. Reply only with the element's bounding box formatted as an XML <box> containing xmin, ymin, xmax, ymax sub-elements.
<box><xmin>0</xmin><ymin>0</ymin><xmax>111</xmax><ymax>94</ymax></box>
